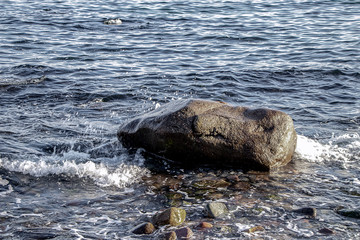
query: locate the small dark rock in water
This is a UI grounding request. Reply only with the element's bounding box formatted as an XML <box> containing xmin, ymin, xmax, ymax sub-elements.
<box><xmin>318</xmin><ymin>227</ymin><xmax>335</xmax><ymax>235</ymax></box>
<box><xmin>163</xmin><ymin>231</ymin><xmax>177</xmax><ymax>240</ymax></box>
<box><xmin>337</xmin><ymin>208</ymin><xmax>360</xmax><ymax>219</ymax></box>
<box><xmin>294</xmin><ymin>207</ymin><xmax>317</xmax><ymax>218</ymax></box>
<box><xmin>163</xmin><ymin>227</ymin><xmax>193</xmax><ymax>240</ymax></box>
<box><xmin>131</xmin><ymin>222</ymin><xmax>155</xmax><ymax>234</ymax></box>
<box><xmin>152</xmin><ymin>207</ymin><xmax>186</xmax><ymax>226</ymax></box>
<box><xmin>118</xmin><ymin>99</ymin><xmax>297</xmax><ymax>171</ymax></box>
<box><xmin>175</xmin><ymin>227</ymin><xmax>193</xmax><ymax>239</ymax></box>
<box><xmin>206</xmin><ymin>202</ymin><xmax>229</xmax><ymax>218</ymax></box>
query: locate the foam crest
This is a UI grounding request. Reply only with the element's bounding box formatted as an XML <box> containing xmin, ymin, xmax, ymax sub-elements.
<box><xmin>0</xmin><ymin>151</ymin><xmax>149</xmax><ymax>188</ymax></box>
<box><xmin>295</xmin><ymin>134</ymin><xmax>359</xmax><ymax>165</ymax></box>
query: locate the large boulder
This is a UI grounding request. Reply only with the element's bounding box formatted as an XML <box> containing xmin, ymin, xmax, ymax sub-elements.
<box><xmin>118</xmin><ymin>99</ymin><xmax>297</xmax><ymax>171</ymax></box>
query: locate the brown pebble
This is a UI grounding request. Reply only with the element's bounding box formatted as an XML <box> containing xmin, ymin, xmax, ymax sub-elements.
<box><xmin>245</xmin><ymin>225</ymin><xmax>265</xmax><ymax>233</ymax></box>
<box><xmin>198</xmin><ymin>222</ymin><xmax>213</xmax><ymax>229</ymax></box>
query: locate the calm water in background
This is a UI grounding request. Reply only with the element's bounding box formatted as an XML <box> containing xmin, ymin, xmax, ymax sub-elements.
<box><xmin>0</xmin><ymin>0</ymin><xmax>359</xmax><ymax>239</ymax></box>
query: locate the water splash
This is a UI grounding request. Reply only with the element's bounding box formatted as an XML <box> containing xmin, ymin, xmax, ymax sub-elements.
<box><xmin>295</xmin><ymin>134</ymin><xmax>359</xmax><ymax>167</ymax></box>
<box><xmin>0</xmin><ymin>150</ymin><xmax>149</xmax><ymax>188</ymax></box>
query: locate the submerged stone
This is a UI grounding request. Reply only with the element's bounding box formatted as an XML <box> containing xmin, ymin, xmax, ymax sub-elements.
<box><xmin>318</xmin><ymin>228</ymin><xmax>335</xmax><ymax>235</ymax></box>
<box><xmin>245</xmin><ymin>225</ymin><xmax>265</xmax><ymax>233</ymax></box>
<box><xmin>337</xmin><ymin>208</ymin><xmax>360</xmax><ymax>219</ymax></box>
<box><xmin>294</xmin><ymin>207</ymin><xmax>317</xmax><ymax>218</ymax></box>
<box><xmin>192</xmin><ymin>178</ymin><xmax>231</xmax><ymax>190</ymax></box>
<box><xmin>230</xmin><ymin>181</ymin><xmax>251</xmax><ymax>191</ymax></box>
<box><xmin>118</xmin><ymin>99</ymin><xmax>297</xmax><ymax>171</ymax></box>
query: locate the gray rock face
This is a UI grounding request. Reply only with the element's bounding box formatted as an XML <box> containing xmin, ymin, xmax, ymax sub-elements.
<box><xmin>118</xmin><ymin>99</ymin><xmax>297</xmax><ymax>171</ymax></box>
<box><xmin>206</xmin><ymin>202</ymin><xmax>229</xmax><ymax>218</ymax></box>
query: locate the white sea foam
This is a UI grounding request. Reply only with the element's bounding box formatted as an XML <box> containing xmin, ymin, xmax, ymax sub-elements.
<box><xmin>0</xmin><ymin>150</ymin><xmax>149</xmax><ymax>188</ymax></box>
<box><xmin>295</xmin><ymin>134</ymin><xmax>359</xmax><ymax>165</ymax></box>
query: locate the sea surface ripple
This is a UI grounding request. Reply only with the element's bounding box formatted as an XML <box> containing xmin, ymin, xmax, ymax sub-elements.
<box><xmin>0</xmin><ymin>0</ymin><xmax>359</xmax><ymax>239</ymax></box>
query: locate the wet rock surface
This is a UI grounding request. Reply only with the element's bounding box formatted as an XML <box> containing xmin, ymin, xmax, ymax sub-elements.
<box><xmin>152</xmin><ymin>207</ymin><xmax>186</xmax><ymax>227</ymax></box>
<box><xmin>118</xmin><ymin>99</ymin><xmax>297</xmax><ymax>171</ymax></box>
<box><xmin>131</xmin><ymin>222</ymin><xmax>155</xmax><ymax>234</ymax></box>
<box><xmin>163</xmin><ymin>227</ymin><xmax>193</xmax><ymax>240</ymax></box>
<box><xmin>206</xmin><ymin>202</ymin><xmax>229</xmax><ymax>218</ymax></box>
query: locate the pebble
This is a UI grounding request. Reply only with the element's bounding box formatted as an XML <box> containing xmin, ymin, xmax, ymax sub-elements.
<box><xmin>245</xmin><ymin>225</ymin><xmax>265</xmax><ymax>233</ymax></box>
<box><xmin>152</xmin><ymin>207</ymin><xmax>186</xmax><ymax>226</ymax></box>
<box><xmin>206</xmin><ymin>202</ymin><xmax>229</xmax><ymax>218</ymax></box>
<box><xmin>198</xmin><ymin>222</ymin><xmax>213</xmax><ymax>229</ymax></box>
<box><xmin>163</xmin><ymin>231</ymin><xmax>177</xmax><ymax>240</ymax></box>
<box><xmin>163</xmin><ymin>227</ymin><xmax>193</xmax><ymax>240</ymax></box>
<box><xmin>131</xmin><ymin>222</ymin><xmax>155</xmax><ymax>234</ymax></box>
<box><xmin>318</xmin><ymin>227</ymin><xmax>335</xmax><ymax>235</ymax></box>
<box><xmin>294</xmin><ymin>207</ymin><xmax>317</xmax><ymax>218</ymax></box>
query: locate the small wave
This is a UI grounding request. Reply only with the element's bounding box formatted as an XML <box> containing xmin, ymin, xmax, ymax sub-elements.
<box><xmin>0</xmin><ymin>76</ymin><xmax>46</xmax><ymax>87</ymax></box>
<box><xmin>295</xmin><ymin>134</ymin><xmax>359</xmax><ymax>167</ymax></box>
<box><xmin>0</xmin><ymin>150</ymin><xmax>149</xmax><ymax>188</ymax></box>
<box><xmin>103</xmin><ymin>18</ymin><xmax>122</xmax><ymax>25</ymax></box>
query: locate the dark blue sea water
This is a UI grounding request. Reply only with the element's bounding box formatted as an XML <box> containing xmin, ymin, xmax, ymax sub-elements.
<box><xmin>0</xmin><ymin>0</ymin><xmax>359</xmax><ymax>239</ymax></box>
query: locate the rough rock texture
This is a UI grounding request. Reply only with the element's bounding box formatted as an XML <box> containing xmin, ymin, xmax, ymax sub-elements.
<box><xmin>163</xmin><ymin>227</ymin><xmax>193</xmax><ymax>240</ymax></box>
<box><xmin>176</xmin><ymin>227</ymin><xmax>193</xmax><ymax>239</ymax></box>
<box><xmin>118</xmin><ymin>99</ymin><xmax>297</xmax><ymax>171</ymax></box>
<box><xmin>152</xmin><ymin>207</ymin><xmax>186</xmax><ymax>226</ymax></box>
<box><xmin>206</xmin><ymin>202</ymin><xmax>229</xmax><ymax>218</ymax></box>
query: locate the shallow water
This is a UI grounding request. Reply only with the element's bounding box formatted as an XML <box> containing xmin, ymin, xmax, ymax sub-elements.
<box><xmin>0</xmin><ymin>0</ymin><xmax>359</xmax><ymax>239</ymax></box>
